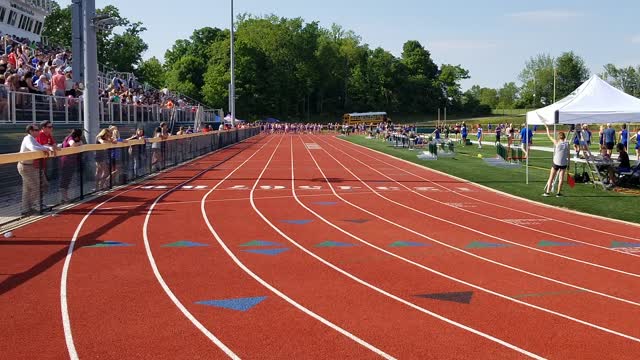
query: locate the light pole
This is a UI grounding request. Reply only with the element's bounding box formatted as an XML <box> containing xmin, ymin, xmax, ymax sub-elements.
<box><xmin>82</xmin><ymin>0</ymin><xmax>99</xmax><ymax>143</ymax></box>
<box><xmin>553</xmin><ymin>65</ymin><xmax>557</xmax><ymax>103</ymax></box>
<box><xmin>230</xmin><ymin>0</ymin><xmax>236</xmax><ymax>127</ymax></box>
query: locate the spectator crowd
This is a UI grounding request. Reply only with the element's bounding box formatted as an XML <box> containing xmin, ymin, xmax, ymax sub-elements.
<box><xmin>0</xmin><ymin>33</ymin><xmax>78</xmax><ymax>99</ymax></box>
<box><xmin>0</xmin><ymin>33</ymin><xmax>202</xmax><ymax>112</ymax></box>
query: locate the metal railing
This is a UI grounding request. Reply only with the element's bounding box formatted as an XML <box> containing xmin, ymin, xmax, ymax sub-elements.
<box><xmin>0</xmin><ymin>89</ymin><xmax>220</xmax><ymax>125</ymax></box>
<box><xmin>0</xmin><ymin>127</ymin><xmax>260</xmax><ymax>227</ymax></box>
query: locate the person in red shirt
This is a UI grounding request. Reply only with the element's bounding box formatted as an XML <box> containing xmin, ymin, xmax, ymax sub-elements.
<box><xmin>37</xmin><ymin>120</ymin><xmax>56</xmax><ymax>147</ymax></box>
<box><xmin>7</xmin><ymin>50</ymin><xmax>16</xmax><ymax>68</ymax></box>
<box><xmin>35</xmin><ymin>120</ymin><xmax>58</xmax><ymax>197</ymax></box>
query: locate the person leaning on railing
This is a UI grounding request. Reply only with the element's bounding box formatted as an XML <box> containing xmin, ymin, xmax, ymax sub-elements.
<box><xmin>18</xmin><ymin>124</ymin><xmax>55</xmax><ymax>215</ymax></box>
<box><xmin>127</xmin><ymin>128</ymin><xmax>146</xmax><ymax>178</ymax></box>
<box><xmin>95</xmin><ymin>128</ymin><xmax>117</xmax><ymax>189</ymax></box>
<box><xmin>151</xmin><ymin>124</ymin><xmax>168</xmax><ymax>171</ymax></box>
<box><xmin>60</xmin><ymin>129</ymin><xmax>83</xmax><ymax>202</ymax></box>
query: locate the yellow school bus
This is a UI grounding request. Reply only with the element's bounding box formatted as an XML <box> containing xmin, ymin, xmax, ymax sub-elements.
<box><xmin>342</xmin><ymin>112</ymin><xmax>388</xmax><ymax>126</ymax></box>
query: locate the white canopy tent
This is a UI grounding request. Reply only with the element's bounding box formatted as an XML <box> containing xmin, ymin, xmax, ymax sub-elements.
<box><xmin>524</xmin><ymin>75</ymin><xmax>640</xmax><ymax>184</ymax></box>
<box><xmin>223</xmin><ymin>114</ymin><xmax>245</xmax><ymax>123</ymax></box>
<box><xmin>526</xmin><ymin>75</ymin><xmax>640</xmax><ymax>125</ymax></box>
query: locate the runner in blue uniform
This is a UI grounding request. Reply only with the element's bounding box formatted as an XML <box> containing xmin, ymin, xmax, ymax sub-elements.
<box><xmin>620</xmin><ymin>124</ymin><xmax>629</xmax><ymax>151</ymax></box>
<box><xmin>461</xmin><ymin>123</ymin><xmax>468</xmax><ymax>145</ymax></box>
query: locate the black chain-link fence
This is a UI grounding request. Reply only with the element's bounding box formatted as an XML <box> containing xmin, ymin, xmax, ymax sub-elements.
<box><xmin>0</xmin><ymin>128</ymin><xmax>259</xmax><ymax>226</ymax></box>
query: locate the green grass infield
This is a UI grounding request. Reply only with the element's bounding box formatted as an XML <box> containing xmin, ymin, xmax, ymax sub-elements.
<box><xmin>341</xmin><ymin>135</ymin><xmax>640</xmax><ymax>224</ymax></box>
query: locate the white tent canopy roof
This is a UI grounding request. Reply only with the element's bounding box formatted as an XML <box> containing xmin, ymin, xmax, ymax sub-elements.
<box><xmin>526</xmin><ymin>75</ymin><xmax>640</xmax><ymax>125</ymax></box>
<box><xmin>223</xmin><ymin>114</ymin><xmax>245</xmax><ymax>123</ymax></box>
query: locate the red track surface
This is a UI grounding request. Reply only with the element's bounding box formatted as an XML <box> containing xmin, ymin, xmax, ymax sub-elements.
<box><xmin>1</xmin><ymin>133</ymin><xmax>639</xmax><ymax>359</ymax></box>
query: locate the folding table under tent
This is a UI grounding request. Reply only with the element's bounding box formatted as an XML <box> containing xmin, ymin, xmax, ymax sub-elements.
<box><xmin>524</xmin><ymin>75</ymin><xmax>640</xmax><ymax>184</ymax></box>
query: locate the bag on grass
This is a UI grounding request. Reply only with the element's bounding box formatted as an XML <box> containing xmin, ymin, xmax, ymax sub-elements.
<box><xmin>574</xmin><ymin>173</ymin><xmax>584</xmax><ymax>183</ymax></box>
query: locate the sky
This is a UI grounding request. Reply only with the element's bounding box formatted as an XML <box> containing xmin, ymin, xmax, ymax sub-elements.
<box><xmin>58</xmin><ymin>0</ymin><xmax>640</xmax><ymax>90</ymax></box>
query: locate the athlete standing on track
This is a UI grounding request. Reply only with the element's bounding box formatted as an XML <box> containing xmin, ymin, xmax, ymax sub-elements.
<box><xmin>542</xmin><ymin>124</ymin><xmax>570</xmax><ymax>197</ymax></box>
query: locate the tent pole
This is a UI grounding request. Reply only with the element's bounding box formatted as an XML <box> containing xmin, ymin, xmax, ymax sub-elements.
<box><xmin>526</xmin><ymin>118</ymin><xmax>529</xmax><ymax>185</ymax></box>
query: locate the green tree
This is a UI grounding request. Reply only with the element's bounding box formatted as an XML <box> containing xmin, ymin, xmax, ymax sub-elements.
<box><xmin>519</xmin><ymin>54</ymin><xmax>554</xmax><ymax>107</ymax></box>
<box><xmin>497</xmin><ymin>82</ymin><xmax>519</xmax><ymax>109</ymax></box>
<box><xmin>177</xmin><ymin>15</ymin><xmax>473</xmax><ymax>118</ymax></box>
<box><xmin>136</xmin><ymin>57</ymin><xmax>165</xmax><ymax>88</ymax></box>
<box><xmin>438</xmin><ymin>64</ymin><xmax>470</xmax><ymax>109</ymax></box>
<box><xmin>165</xmin><ymin>55</ymin><xmax>206</xmax><ymax>100</ymax></box>
<box><xmin>460</xmin><ymin>87</ymin><xmax>490</xmax><ymax>115</ymax></box>
<box><xmin>601</xmin><ymin>64</ymin><xmax>640</xmax><ymax>97</ymax></box>
<box><xmin>555</xmin><ymin>51</ymin><xmax>590</xmax><ymax>99</ymax></box>
<box><xmin>165</xmin><ymin>27</ymin><xmax>223</xmax><ymax>69</ymax></box>
<box><xmin>42</xmin><ymin>2</ymin><xmax>71</xmax><ymax>48</ymax></box>
<box><xmin>314</xmin><ymin>31</ymin><xmax>345</xmax><ymax>113</ymax></box>
<box><xmin>42</xmin><ymin>3</ymin><xmax>148</xmax><ymax>73</ymax></box>
<box><xmin>400</xmin><ymin>40</ymin><xmax>440</xmax><ymax>112</ymax></box>
<box><xmin>164</xmin><ymin>39</ymin><xmax>193</xmax><ymax>68</ymax></box>
<box><xmin>202</xmin><ymin>36</ymin><xmax>231</xmax><ymax>108</ymax></box>
<box><xmin>478</xmin><ymin>87</ymin><xmax>499</xmax><ymax>108</ymax></box>
<box><xmin>102</xmin><ymin>22</ymin><xmax>148</xmax><ymax>73</ymax></box>
<box><xmin>368</xmin><ymin>48</ymin><xmax>404</xmax><ymax>110</ymax></box>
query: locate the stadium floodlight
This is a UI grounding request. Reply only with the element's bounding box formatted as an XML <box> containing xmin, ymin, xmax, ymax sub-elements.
<box><xmin>92</xmin><ymin>15</ymin><xmax>117</xmax><ymax>31</ymax></box>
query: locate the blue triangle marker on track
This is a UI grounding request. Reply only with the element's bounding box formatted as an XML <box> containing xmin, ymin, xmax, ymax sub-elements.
<box><xmin>316</xmin><ymin>241</ymin><xmax>355</xmax><ymax>247</ymax></box>
<box><xmin>243</xmin><ymin>248</ymin><xmax>289</xmax><ymax>255</ymax></box>
<box><xmin>390</xmin><ymin>241</ymin><xmax>429</xmax><ymax>247</ymax></box>
<box><xmin>281</xmin><ymin>220</ymin><xmax>313</xmax><ymax>225</ymax></box>
<box><xmin>537</xmin><ymin>240</ymin><xmax>578</xmax><ymax>247</ymax></box>
<box><xmin>465</xmin><ymin>241</ymin><xmax>510</xmax><ymax>249</ymax></box>
<box><xmin>162</xmin><ymin>241</ymin><xmax>209</xmax><ymax>247</ymax></box>
<box><xmin>342</xmin><ymin>219</ymin><xmax>370</xmax><ymax>224</ymax></box>
<box><xmin>611</xmin><ymin>241</ymin><xmax>640</xmax><ymax>248</ymax></box>
<box><xmin>195</xmin><ymin>296</ymin><xmax>267</xmax><ymax>312</ymax></box>
<box><xmin>240</xmin><ymin>240</ymin><xmax>282</xmax><ymax>247</ymax></box>
<box><xmin>85</xmin><ymin>241</ymin><xmax>133</xmax><ymax>248</ymax></box>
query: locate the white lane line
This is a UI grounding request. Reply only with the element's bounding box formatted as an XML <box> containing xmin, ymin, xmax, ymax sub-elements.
<box><xmin>61</xmin><ymin>186</ymin><xmax>144</xmax><ymax>360</ymax></box>
<box><xmin>201</xmin><ymin>136</ymin><xmax>396</xmax><ymax>360</ymax></box>
<box><xmin>58</xmin><ymin>139</ymin><xmax>259</xmax><ymax>358</ymax></box>
<box><xmin>316</xmin><ymin>135</ymin><xmax>640</xmax><ymax>272</ymax></box>
<box><xmin>313</xmin><ymin>135</ymin><xmax>640</xmax><ymax>306</ymax></box>
<box><xmin>253</xmin><ymin>137</ymin><xmax>544</xmax><ymax>359</ymax></box>
<box><xmin>100</xmin><ymin>192</ymin><xmax>363</xmax><ymax>211</ymax></box>
<box><xmin>142</xmin><ymin>137</ymin><xmax>275</xmax><ymax>359</ymax></box>
<box><xmin>334</xmin><ymin>136</ymin><xmax>640</xmax><ymax>249</ymax></box>
<box><xmin>298</xmin><ymin>135</ymin><xmax>640</xmax><ymax>343</ymax></box>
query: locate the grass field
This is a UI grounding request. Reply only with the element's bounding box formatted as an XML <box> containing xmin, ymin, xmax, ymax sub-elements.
<box><xmin>342</xmin><ymin>135</ymin><xmax>640</xmax><ymax>224</ymax></box>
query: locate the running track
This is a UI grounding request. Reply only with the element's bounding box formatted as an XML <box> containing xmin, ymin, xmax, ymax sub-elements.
<box><xmin>1</xmin><ymin>133</ymin><xmax>639</xmax><ymax>359</ymax></box>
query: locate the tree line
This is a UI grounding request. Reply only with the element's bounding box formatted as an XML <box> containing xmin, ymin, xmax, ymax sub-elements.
<box><xmin>42</xmin><ymin>3</ymin><xmax>640</xmax><ymax>120</ymax></box>
<box><xmin>149</xmin><ymin>15</ymin><xmax>474</xmax><ymax>121</ymax></box>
